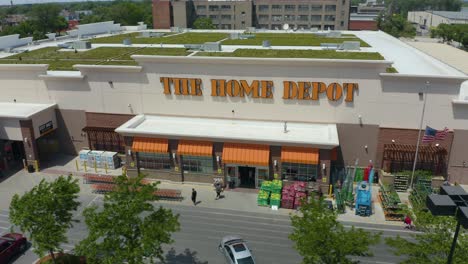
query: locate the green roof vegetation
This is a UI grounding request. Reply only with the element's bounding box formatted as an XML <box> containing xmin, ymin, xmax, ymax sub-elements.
<box><xmin>221</xmin><ymin>33</ymin><xmax>370</xmax><ymax>47</ymax></box>
<box><xmin>0</xmin><ymin>47</ymin><xmax>189</xmax><ymax>70</ymax></box>
<box><xmin>90</xmin><ymin>32</ymin><xmax>228</xmax><ymax>44</ymax></box>
<box><xmin>196</xmin><ymin>49</ymin><xmax>384</xmax><ymax>60</ymax></box>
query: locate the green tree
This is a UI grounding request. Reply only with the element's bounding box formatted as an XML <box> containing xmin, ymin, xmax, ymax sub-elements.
<box><xmin>386</xmin><ymin>209</ymin><xmax>468</xmax><ymax>263</ymax></box>
<box><xmin>193</xmin><ymin>17</ymin><xmax>216</xmax><ymax>29</ymax></box>
<box><xmin>377</xmin><ymin>14</ymin><xmax>416</xmax><ymax>38</ymax></box>
<box><xmin>75</xmin><ymin>175</ymin><xmax>180</xmax><ymax>264</ymax></box>
<box><xmin>289</xmin><ymin>198</ymin><xmax>381</xmax><ymax>264</ymax></box>
<box><xmin>30</xmin><ymin>3</ymin><xmax>63</xmax><ymax>37</ymax></box>
<box><xmin>9</xmin><ymin>175</ymin><xmax>81</xmax><ymax>264</ymax></box>
<box><xmin>386</xmin><ymin>0</ymin><xmax>462</xmax><ymax>17</ymax></box>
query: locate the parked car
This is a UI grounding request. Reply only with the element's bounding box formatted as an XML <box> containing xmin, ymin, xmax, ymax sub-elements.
<box><xmin>0</xmin><ymin>233</ymin><xmax>27</xmax><ymax>263</ymax></box>
<box><xmin>218</xmin><ymin>235</ymin><xmax>255</xmax><ymax>264</ymax></box>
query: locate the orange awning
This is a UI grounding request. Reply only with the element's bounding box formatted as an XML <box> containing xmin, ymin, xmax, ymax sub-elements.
<box><xmin>222</xmin><ymin>143</ymin><xmax>270</xmax><ymax>166</ymax></box>
<box><xmin>281</xmin><ymin>146</ymin><xmax>319</xmax><ymax>164</ymax></box>
<box><xmin>177</xmin><ymin>140</ymin><xmax>213</xmax><ymax>156</ymax></box>
<box><xmin>132</xmin><ymin>137</ymin><xmax>168</xmax><ymax>153</ymax></box>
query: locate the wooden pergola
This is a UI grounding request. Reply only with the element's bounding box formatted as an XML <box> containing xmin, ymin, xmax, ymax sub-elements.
<box><xmin>382</xmin><ymin>144</ymin><xmax>447</xmax><ymax>176</ymax></box>
<box><xmin>83</xmin><ymin>126</ymin><xmax>125</xmax><ymax>154</ymax></box>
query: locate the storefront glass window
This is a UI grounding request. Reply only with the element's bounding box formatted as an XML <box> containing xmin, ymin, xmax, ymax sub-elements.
<box><xmin>282</xmin><ymin>162</ymin><xmax>318</xmax><ymax>182</ymax></box>
<box><xmin>182</xmin><ymin>155</ymin><xmax>214</xmax><ymax>174</ymax></box>
<box><xmin>138</xmin><ymin>152</ymin><xmax>172</xmax><ymax>170</ymax></box>
<box><xmin>257</xmin><ymin>168</ymin><xmax>269</xmax><ymax>188</ymax></box>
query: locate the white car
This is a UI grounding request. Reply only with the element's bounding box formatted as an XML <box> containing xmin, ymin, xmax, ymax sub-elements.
<box><xmin>218</xmin><ymin>235</ymin><xmax>256</xmax><ymax>264</ymax></box>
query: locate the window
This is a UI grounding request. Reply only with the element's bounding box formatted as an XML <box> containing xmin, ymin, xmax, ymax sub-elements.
<box><xmin>209</xmin><ymin>5</ymin><xmax>219</xmax><ymax>11</ymax></box>
<box><xmin>271</xmin><ymin>24</ymin><xmax>282</xmax><ymax>30</ymax></box>
<box><xmin>258</xmin><ymin>24</ymin><xmax>268</xmax><ymax>29</ymax></box>
<box><xmin>222</xmin><ymin>24</ymin><xmax>232</xmax><ymax>29</ymax></box>
<box><xmin>272</xmin><ymin>5</ymin><xmax>282</xmax><ymax>11</ymax></box>
<box><xmin>311</xmin><ymin>15</ymin><xmax>322</xmax><ymax>22</ymax></box>
<box><xmin>284</xmin><ymin>5</ymin><xmax>295</xmax><ymax>12</ymax></box>
<box><xmin>324</xmin><ymin>15</ymin><xmax>335</xmax><ymax>21</ymax></box>
<box><xmin>196</xmin><ymin>5</ymin><xmax>206</xmax><ymax>11</ymax></box>
<box><xmin>325</xmin><ymin>5</ymin><xmax>336</xmax><ymax>12</ymax></box>
<box><xmin>284</xmin><ymin>15</ymin><xmax>295</xmax><ymax>22</ymax></box>
<box><xmin>298</xmin><ymin>24</ymin><xmax>308</xmax><ymax>29</ymax></box>
<box><xmin>311</xmin><ymin>24</ymin><xmax>322</xmax><ymax>30</ymax></box>
<box><xmin>210</xmin><ymin>15</ymin><xmax>218</xmax><ymax>20</ymax></box>
<box><xmin>182</xmin><ymin>155</ymin><xmax>214</xmax><ymax>174</ymax></box>
<box><xmin>282</xmin><ymin>162</ymin><xmax>318</xmax><ymax>182</ymax></box>
<box><xmin>221</xmin><ymin>5</ymin><xmax>231</xmax><ymax>10</ymax></box>
<box><xmin>297</xmin><ymin>15</ymin><xmax>308</xmax><ymax>21</ymax></box>
<box><xmin>138</xmin><ymin>152</ymin><xmax>172</xmax><ymax>170</ymax></box>
<box><xmin>325</xmin><ymin>25</ymin><xmax>335</xmax><ymax>30</ymax></box>
<box><xmin>311</xmin><ymin>5</ymin><xmax>322</xmax><ymax>12</ymax></box>
<box><xmin>221</xmin><ymin>14</ymin><xmax>231</xmax><ymax>20</ymax></box>
<box><xmin>257</xmin><ymin>169</ymin><xmax>268</xmax><ymax>188</ymax></box>
<box><xmin>272</xmin><ymin>15</ymin><xmax>282</xmax><ymax>22</ymax></box>
<box><xmin>340</xmin><ymin>21</ymin><xmax>344</xmax><ymax>27</ymax></box>
<box><xmin>258</xmin><ymin>15</ymin><xmax>269</xmax><ymax>21</ymax></box>
<box><xmin>298</xmin><ymin>5</ymin><xmax>309</xmax><ymax>12</ymax></box>
<box><xmin>258</xmin><ymin>5</ymin><xmax>269</xmax><ymax>12</ymax></box>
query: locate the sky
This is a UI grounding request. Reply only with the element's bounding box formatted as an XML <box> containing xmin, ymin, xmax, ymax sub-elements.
<box><xmin>0</xmin><ymin>0</ymin><xmax>112</xmax><ymax>6</ymax></box>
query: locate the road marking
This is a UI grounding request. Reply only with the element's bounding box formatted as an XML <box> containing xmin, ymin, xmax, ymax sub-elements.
<box><xmin>181</xmin><ymin>218</ymin><xmax>291</xmax><ymax>235</ymax></box>
<box><xmin>0</xmin><ymin>219</ymin><xmax>10</xmax><ymax>223</ymax></box>
<box><xmin>0</xmin><ymin>214</ymin><xmax>9</xmax><ymax>217</ymax></box>
<box><xmin>180</xmin><ymin>213</ymin><xmax>292</xmax><ymax>229</ymax></box>
<box><xmin>0</xmin><ymin>226</ymin><xmax>8</xmax><ymax>230</ymax></box>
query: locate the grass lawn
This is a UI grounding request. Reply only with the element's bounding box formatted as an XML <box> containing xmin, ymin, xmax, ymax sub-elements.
<box><xmin>221</xmin><ymin>33</ymin><xmax>370</xmax><ymax>47</ymax></box>
<box><xmin>0</xmin><ymin>47</ymin><xmax>189</xmax><ymax>70</ymax></box>
<box><xmin>90</xmin><ymin>32</ymin><xmax>228</xmax><ymax>44</ymax></box>
<box><xmin>196</xmin><ymin>49</ymin><xmax>384</xmax><ymax>60</ymax></box>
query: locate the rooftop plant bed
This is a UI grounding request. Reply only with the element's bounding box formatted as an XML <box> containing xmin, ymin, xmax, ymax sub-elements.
<box><xmin>91</xmin><ymin>32</ymin><xmax>228</xmax><ymax>44</ymax></box>
<box><xmin>90</xmin><ymin>32</ymin><xmax>174</xmax><ymax>44</ymax></box>
<box><xmin>196</xmin><ymin>49</ymin><xmax>384</xmax><ymax>60</ymax></box>
<box><xmin>221</xmin><ymin>33</ymin><xmax>370</xmax><ymax>47</ymax></box>
<box><xmin>0</xmin><ymin>47</ymin><xmax>189</xmax><ymax>70</ymax></box>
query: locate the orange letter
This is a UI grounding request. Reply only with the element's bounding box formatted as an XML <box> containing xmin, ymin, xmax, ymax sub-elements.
<box><xmin>326</xmin><ymin>83</ymin><xmax>343</xmax><ymax>101</ymax></box>
<box><xmin>343</xmin><ymin>83</ymin><xmax>358</xmax><ymax>102</ymax></box>
<box><xmin>298</xmin><ymin>82</ymin><xmax>312</xmax><ymax>100</ymax></box>
<box><xmin>240</xmin><ymin>80</ymin><xmax>260</xmax><ymax>98</ymax></box>
<box><xmin>160</xmin><ymin>77</ymin><xmax>171</xmax><ymax>95</ymax></box>
<box><xmin>211</xmin><ymin>79</ymin><xmax>226</xmax><ymax>96</ymax></box>
<box><xmin>172</xmin><ymin>78</ymin><xmax>182</xmax><ymax>95</ymax></box>
<box><xmin>261</xmin><ymin>80</ymin><xmax>274</xmax><ymax>98</ymax></box>
<box><xmin>180</xmin><ymin>78</ymin><xmax>190</xmax><ymax>95</ymax></box>
<box><xmin>226</xmin><ymin>80</ymin><xmax>241</xmax><ymax>97</ymax></box>
<box><xmin>311</xmin><ymin>82</ymin><xmax>327</xmax><ymax>100</ymax></box>
<box><xmin>283</xmin><ymin>81</ymin><xmax>298</xmax><ymax>99</ymax></box>
<box><xmin>190</xmin><ymin>78</ymin><xmax>203</xmax><ymax>96</ymax></box>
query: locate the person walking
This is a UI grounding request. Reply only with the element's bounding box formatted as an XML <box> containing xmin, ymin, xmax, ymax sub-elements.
<box><xmin>404</xmin><ymin>215</ymin><xmax>412</xmax><ymax>229</ymax></box>
<box><xmin>215</xmin><ymin>181</ymin><xmax>222</xmax><ymax>200</ymax></box>
<box><xmin>191</xmin><ymin>188</ymin><xmax>197</xmax><ymax>206</ymax></box>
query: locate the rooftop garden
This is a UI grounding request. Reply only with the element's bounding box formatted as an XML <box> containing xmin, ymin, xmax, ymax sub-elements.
<box><xmin>196</xmin><ymin>49</ymin><xmax>384</xmax><ymax>60</ymax></box>
<box><xmin>0</xmin><ymin>47</ymin><xmax>189</xmax><ymax>70</ymax></box>
<box><xmin>221</xmin><ymin>33</ymin><xmax>370</xmax><ymax>47</ymax></box>
<box><xmin>90</xmin><ymin>32</ymin><xmax>229</xmax><ymax>44</ymax></box>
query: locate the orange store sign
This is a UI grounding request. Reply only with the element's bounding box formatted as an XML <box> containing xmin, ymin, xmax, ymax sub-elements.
<box><xmin>160</xmin><ymin>77</ymin><xmax>358</xmax><ymax>102</ymax></box>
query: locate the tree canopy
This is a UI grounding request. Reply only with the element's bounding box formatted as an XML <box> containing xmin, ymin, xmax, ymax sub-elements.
<box><xmin>386</xmin><ymin>0</ymin><xmax>463</xmax><ymax>17</ymax></box>
<box><xmin>289</xmin><ymin>198</ymin><xmax>381</xmax><ymax>264</ymax></box>
<box><xmin>386</xmin><ymin>209</ymin><xmax>468</xmax><ymax>264</ymax></box>
<box><xmin>9</xmin><ymin>175</ymin><xmax>81</xmax><ymax>263</ymax></box>
<box><xmin>193</xmin><ymin>17</ymin><xmax>216</xmax><ymax>29</ymax></box>
<box><xmin>377</xmin><ymin>14</ymin><xmax>416</xmax><ymax>38</ymax></box>
<box><xmin>75</xmin><ymin>175</ymin><xmax>180</xmax><ymax>264</ymax></box>
<box><xmin>431</xmin><ymin>24</ymin><xmax>468</xmax><ymax>49</ymax></box>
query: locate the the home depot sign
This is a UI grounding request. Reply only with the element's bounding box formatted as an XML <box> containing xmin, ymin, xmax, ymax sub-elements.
<box><xmin>160</xmin><ymin>77</ymin><xmax>358</xmax><ymax>102</ymax></box>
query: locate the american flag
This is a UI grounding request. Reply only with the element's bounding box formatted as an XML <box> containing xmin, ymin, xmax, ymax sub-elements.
<box><xmin>422</xmin><ymin>126</ymin><xmax>449</xmax><ymax>143</ymax></box>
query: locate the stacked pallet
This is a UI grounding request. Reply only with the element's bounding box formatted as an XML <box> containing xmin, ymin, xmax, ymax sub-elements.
<box><xmin>280</xmin><ymin>182</ymin><xmax>307</xmax><ymax>209</ymax></box>
<box><xmin>379</xmin><ymin>184</ymin><xmax>405</xmax><ymax>221</ymax></box>
<box><xmin>393</xmin><ymin>174</ymin><xmax>409</xmax><ymax>192</ymax></box>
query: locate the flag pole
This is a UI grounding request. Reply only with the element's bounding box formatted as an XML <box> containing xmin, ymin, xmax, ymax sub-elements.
<box><xmin>409</xmin><ymin>81</ymin><xmax>430</xmax><ymax>191</ymax></box>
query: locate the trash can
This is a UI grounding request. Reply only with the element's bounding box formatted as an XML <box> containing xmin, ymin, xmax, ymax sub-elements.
<box><xmin>229</xmin><ymin>180</ymin><xmax>235</xmax><ymax>189</ymax></box>
<box><xmin>27</xmin><ymin>164</ymin><xmax>35</xmax><ymax>173</ymax></box>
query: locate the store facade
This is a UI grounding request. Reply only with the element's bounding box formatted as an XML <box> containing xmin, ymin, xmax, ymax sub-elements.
<box><xmin>0</xmin><ymin>57</ymin><xmax>467</xmax><ymax>184</ymax></box>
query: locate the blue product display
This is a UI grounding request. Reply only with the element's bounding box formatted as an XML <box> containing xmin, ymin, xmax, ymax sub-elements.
<box><xmin>355</xmin><ymin>169</ymin><xmax>373</xmax><ymax>217</ymax></box>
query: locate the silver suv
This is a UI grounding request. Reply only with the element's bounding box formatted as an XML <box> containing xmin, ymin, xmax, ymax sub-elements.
<box><xmin>218</xmin><ymin>235</ymin><xmax>256</xmax><ymax>264</ymax></box>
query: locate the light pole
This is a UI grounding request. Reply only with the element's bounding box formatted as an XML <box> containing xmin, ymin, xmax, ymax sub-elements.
<box><xmin>426</xmin><ymin>185</ymin><xmax>468</xmax><ymax>264</ymax></box>
<box><xmin>409</xmin><ymin>81</ymin><xmax>430</xmax><ymax>191</ymax></box>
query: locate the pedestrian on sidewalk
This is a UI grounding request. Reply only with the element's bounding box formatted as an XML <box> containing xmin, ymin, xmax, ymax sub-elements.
<box><xmin>404</xmin><ymin>214</ymin><xmax>412</xmax><ymax>229</ymax></box>
<box><xmin>191</xmin><ymin>188</ymin><xmax>197</xmax><ymax>206</ymax></box>
<box><xmin>214</xmin><ymin>180</ymin><xmax>222</xmax><ymax>200</ymax></box>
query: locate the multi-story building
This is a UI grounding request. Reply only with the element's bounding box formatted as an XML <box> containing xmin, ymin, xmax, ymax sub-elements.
<box><xmin>153</xmin><ymin>0</ymin><xmax>350</xmax><ymax>30</ymax></box>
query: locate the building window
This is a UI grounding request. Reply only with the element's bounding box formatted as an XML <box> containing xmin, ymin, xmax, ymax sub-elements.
<box><xmin>182</xmin><ymin>155</ymin><xmax>214</xmax><ymax>174</ymax></box>
<box><xmin>271</xmin><ymin>24</ymin><xmax>282</xmax><ymax>30</ymax></box>
<box><xmin>222</xmin><ymin>24</ymin><xmax>232</xmax><ymax>29</ymax></box>
<box><xmin>210</xmin><ymin>15</ymin><xmax>218</xmax><ymax>20</ymax></box>
<box><xmin>272</xmin><ymin>15</ymin><xmax>282</xmax><ymax>22</ymax></box>
<box><xmin>325</xmin><ymin>25</ymin><xmax>335</xmax><ymax>30</ymax></box>
<box><xmin>258</xmin><ymin>5</ymin><xmax>269</xmax><ymax>12</ymax></box>
<box><xmin>311</xmin><ymin>5</ymin><xmax>322</xmax><ymax>12</ymax></box>
<box><xmin>297</xmin><ymin>15</ymin><xmax>308</xmax><ymax>21</ymax></box>
<box><xmin>311</xmin><ymin>15</ymin><xmax>322</xmax><ymax>22</ymax></box>
<box><xmin>298</xmin><ymin>5</ymin><xmax>309</xmax><ymax>12</ymax></box>
<box><xmin>284</xmin><ymin>5</ymin><xmax>295</xmax><ymax>12</ymax></box>
<box><xmin>221</xmin><ymin>5</ymin><xmax>231</xmax><ymax>11</ymax></box>
<box><xmin>272</xmin><ymin>5</ymin><xmax>282</xmax><ymax>11</ymax></box>
<box><xmin>196</xmin><ymin>5</ymin><xmax>206</xmax><ymax>11</ymax></box>
<box><xmin>259</xmin><ymin>15</ymin><xmax>269</xmax><ymax>21</ymax></box>
<box><xmin>209</xmin><ymin>5</ymin><xmax>219</xmax><ymax>11</ymax></box>
<box><xmin>340</xmin><ymin>21</ymin><xmax>344</xmax><ymax>27</ymax></box>
<box><xmin>324</xmin><ymin>15</ymin><xmax>335</xmax><ymax>21</ymax></box>
<box><xmin>258</xmin><ymin>24</ymin><xmax>268</xmax><ymax>29</ymax></box>
<box><xmin>282</xmin><ymin>162</ymin><xmax>318</xmax><ymax>182</ymax></box>
<box><xmin>284</xmin><ymin>15</ymin><xmax>295</xmax><ymax>22</ymax></box>
<box><xmin>298</xmin><ymin>24</ymin><xmax>308</xmax><ymax>29</ymax></box>
<box><xmin>221</xmin><ymin>14</ymin><xmax>231</xmax><ymax>20</ymax></box>
<box><xmin>325</xmin><ymin>5</ymin><xmax>336</xmax><ymax>12</ymax></box>
<box><xmin>138</xmin><ymin>152</ymin><xmax>172</xmax><ymax>170</ymax></box>
<box><xmin>311</xmin><ymin>24</ymin><xmax>322</xmax><ymax>30</ymax></box>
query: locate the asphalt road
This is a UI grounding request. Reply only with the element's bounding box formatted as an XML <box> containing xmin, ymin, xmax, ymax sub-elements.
<box><xmin>1</xmin><ymin>195</ymin><xmax>414</xmax><ymax>264</ymax></box>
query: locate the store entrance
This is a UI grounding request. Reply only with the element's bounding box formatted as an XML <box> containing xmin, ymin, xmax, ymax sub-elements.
<box><xmin>238</xmin><ymin>166</ymin><xmax>256</xmax><ymax>188</ymax></box>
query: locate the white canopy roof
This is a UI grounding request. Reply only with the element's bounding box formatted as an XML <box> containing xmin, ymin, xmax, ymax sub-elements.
<box><xmin>116</xmin><ymin>115</ymin><xmax>339</xmax><ymax>149</ymax></box>
<box><xmin>0</xmin><ymin>102</ymin><xmax>56</xmax><ymax>119</ymax></box>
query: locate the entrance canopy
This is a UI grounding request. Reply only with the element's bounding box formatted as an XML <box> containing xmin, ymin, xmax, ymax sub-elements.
<box><xmin>222</xmin><ymin>143</ymin><xmax>269</xmax><ymax>166</ymax></box>
<box><xmin>116</xmin><ymin>115</ymin><xmax>339</xmax><ymax>149</ymax></box>
<box><xmin>132</xmin><ymin>137</ymin><xmax>168</xmax><ymax>153</ymax></box>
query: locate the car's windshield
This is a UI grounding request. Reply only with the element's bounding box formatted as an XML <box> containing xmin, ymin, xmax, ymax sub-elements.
<box><xmin>237</xmin><ymin>256</ymin><xmax>255</xmax><ymax>264</ymax></box>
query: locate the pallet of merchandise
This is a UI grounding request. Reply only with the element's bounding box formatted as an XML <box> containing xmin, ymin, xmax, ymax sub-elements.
<box><xmin>393</xmin><ymin>174</ymin><xmax>409</xmax><ymax>192</ymax></box>
<box><xmin>271</xmin><ymin>180</ymin><xmax>283</xmax><ymax>193</ymax></box>
<box><xmin>260</xmin><ymin>181</ymin><xmax>272</xmax><ymax>192</ymax></box>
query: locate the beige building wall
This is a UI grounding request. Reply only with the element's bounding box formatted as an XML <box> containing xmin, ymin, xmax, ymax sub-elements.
<box><xmin>408</xmin><ymin>11</ymin><xmax>451</xmax><ymax>28</ymax></box>
<box><xmin>173</xmin><ymin>1</ymin><xmax>189</xmax><ymax>28</ymax></box>
<box><xmin>0</xmin><ymin>119</ymin><xmax>22</xmax><ymax>141</ymax></box>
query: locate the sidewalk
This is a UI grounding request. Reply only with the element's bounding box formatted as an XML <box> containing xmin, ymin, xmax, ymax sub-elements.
<box><xmin>35</xmin><ymin>154</ymin><xmax>403</xmax><ymax>226</ymax></box>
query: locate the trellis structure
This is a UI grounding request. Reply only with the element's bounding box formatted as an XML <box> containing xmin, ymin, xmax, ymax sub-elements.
<box><xmin>83</xmin><ymin>127</ymin><xmax>125</xmax><ymax>153</ymax></box>
<box><xmin>382</xmin><ymin>144</ymin><xmax>447</xmax><ymax>176</ymax></box>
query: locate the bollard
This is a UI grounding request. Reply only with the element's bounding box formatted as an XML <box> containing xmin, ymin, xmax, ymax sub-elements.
<box><xmin>23</xmin><ymin>159</ymin><xmax>27</xmax><ymax>171</ymax></box>
<box><xmin>94</xmin><ymin>160</ymin><xmax>97</xmax><ymax>173</ymax></box>
<box><xmin>328</xmin><ymin>184</ymin><xmax>333</xmax><ymax>197</ymax></box>
<box><xmin>105</xmin><ymin>163</ymin><xmax>108</xmax><ymax>174</ymax></box>
<box><xmin>84</xmin><ymin>161</ymin><xmax>87</xmax><ymax>172</ymax></box>
<box><xmin>34</xmin><ymin>160</ymin><xmax>39</xmax><ymax>172</ymax></box>
<box><xmin>75</xmin><ymin>160</ymin><xmax>79</xmax><ymax>171</ymax></box>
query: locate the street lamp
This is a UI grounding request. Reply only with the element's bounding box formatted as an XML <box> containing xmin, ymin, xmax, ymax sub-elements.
<box><xmin>426</xmin><ymin>185</ymin><xmax>468</xmax><ymax>264</ymax></box>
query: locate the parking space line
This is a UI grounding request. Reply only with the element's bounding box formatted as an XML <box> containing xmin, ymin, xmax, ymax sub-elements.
<box><xmin>0</xmin><ymin>213</ymin><xmax>9</xmax><ymax>217</ymax></box>
<box><xmin>0</xmin><ymin>226</ymin><xmax>8</xmax><ymax>230</ymax></box>
<box><xmin>0</xmin><ymin>219</ymin><xmax>10</xmax><ymax>223</ymax></box>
